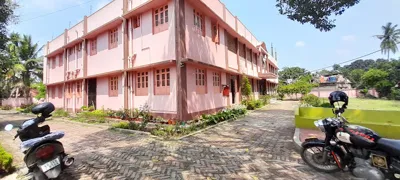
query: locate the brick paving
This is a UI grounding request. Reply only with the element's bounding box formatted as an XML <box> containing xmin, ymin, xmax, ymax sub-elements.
<box><xmin>0</xmin><ymin>102</ymin><xmax>351</xmax><ymax>180</ymax></box>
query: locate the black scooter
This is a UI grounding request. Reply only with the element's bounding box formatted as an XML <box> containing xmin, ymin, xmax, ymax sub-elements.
<box><xmin>4</xmin><ymin>102</ymin><xmax>74</xmax><ymax>180</ymax></box>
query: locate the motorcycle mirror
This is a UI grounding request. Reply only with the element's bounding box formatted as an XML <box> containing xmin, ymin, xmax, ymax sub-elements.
<box><xmin>4</xmin><ymin>124</ymin><xmax>13</xmax><ymax>131</ymax></box>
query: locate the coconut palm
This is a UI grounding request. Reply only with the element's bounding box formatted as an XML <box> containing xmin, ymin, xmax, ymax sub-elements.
<box><xmin>375</xmin><ymin>22</ymin><xmax>400</xmax><ymax>60</ymax></box>
<box><xmin>5</xmin><ymin>33</ymin><xmax>43</xmax><ymax>98</ymax></box>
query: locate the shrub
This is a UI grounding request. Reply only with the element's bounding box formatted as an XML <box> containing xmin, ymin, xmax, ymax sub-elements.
<box><xmin>18</xmin><ymin>103</ymin><xmax>37</xmax><ymax>113</ymax></box>
<box><xmin>73</xmin><ymin>109</ymin><xmax>108</xmax><ymax>123</ymax></box>
<box><xmin>31</xmin><ymin>82</ymin><xmax>46</xmax><ymax>100</ymax></box>
<box><xmin>254</xmin><ymin>100</ymin><xmax>263</xmax><ymax>108</ymax></box>
<box><xmin>319</xmin><ymin>102</ymin><xmax>332</xmax><ymax>108</ymax></box>
<box><xmin>241</xmin><ymin>76</ymin><xmax>252</xmax><ymax>99</ymax></box>
<box><xmin>259</xmin><ymin>95</ymin><xmax>271</xmax><ymax>105</ymax></box>
<box><xmin>53</xmin><ymin>108</ymin><xmax>69</xmax><ymax>117</ymax></box>
<box><xmin>390</xmin><ymin>88</ymin><xmax>400</xmax><ymax>100</ymax></box>
<box><xmin>301</xmin><ymin>94</ymin><xmax>321</xmax><ymax>107</ymax></box>
<box><xmin>0</xmin><ymin>105</ymin><xmax>12</xmax><ymax>110</ymax></box>
<box><xmin>112</xmin><ymin>122</ymin><xmax>129</xmax><ymax>129</ymax></box>
<box><xmin>0</xmin><ymin>145</ymin><xmax>13</xmax><ymax>173</ymax></box>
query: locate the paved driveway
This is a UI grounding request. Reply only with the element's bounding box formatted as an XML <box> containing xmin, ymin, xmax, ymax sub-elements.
<box><xmin>0</xmin><ymin>101</ymin><xmax>349</xmax><ymax>180</ymax></box>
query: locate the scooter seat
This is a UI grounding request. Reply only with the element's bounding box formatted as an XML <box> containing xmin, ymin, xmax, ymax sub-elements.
<box><xmin>20</xmin><ymin>131</ymin><xmax>65</xmax><ymax>152</ymax></box>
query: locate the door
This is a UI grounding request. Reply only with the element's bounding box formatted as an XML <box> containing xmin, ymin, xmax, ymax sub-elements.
<box><xmin>87</xmin><ymin>79</ymin><xmax>96</xmax><ymax>108</ymax></box>
<box><xmin>230</xmin><ymin>78</ymin><xmax>236</xmax><ymax>104</ymax></box>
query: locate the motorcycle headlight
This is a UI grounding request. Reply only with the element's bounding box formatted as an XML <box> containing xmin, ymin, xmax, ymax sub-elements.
<box><xmin>314</xmin><ymin>119</ymin><xmax>326</xmax><ymax>132</ymax></box>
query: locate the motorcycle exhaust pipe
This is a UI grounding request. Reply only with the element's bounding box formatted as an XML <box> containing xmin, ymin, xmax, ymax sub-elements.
<box><xmin>63</xmin><ymin>155</ymin><xmax>74</xmax><ymax>167</ymax></box>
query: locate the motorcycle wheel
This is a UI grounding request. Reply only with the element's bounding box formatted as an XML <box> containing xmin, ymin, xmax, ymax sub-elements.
<box><xmin>301</xmin><ymin>144</ymin><xmax>342</xmax><ymax>173</ymax></box>
<box><xmin>31</xmin><ymin>168</ymin><xmax>48</xmax><ymax>180</ymax></box>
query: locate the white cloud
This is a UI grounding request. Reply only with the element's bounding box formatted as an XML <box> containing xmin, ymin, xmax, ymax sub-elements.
<box><xmin>341</xmin><ymin>35</ymin><xmax>356</xmax><ymax>42</ymax></box>
<box><xmin>295</xmin><ymin>41</ymin><xmax>305</xmax><ymax>47</ymax></box>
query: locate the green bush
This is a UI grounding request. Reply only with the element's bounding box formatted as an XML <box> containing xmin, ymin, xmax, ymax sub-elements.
<box><xmin>18</xmin><ymin>103</ymin><xmax>37</xmax><ymax>113</ymax></box>
<box><xmin>52</xmin><ymin>108</ymin><xmax>69</xmax><ymax>117</ymax></box>
<box><xmin>255</xmin><ymin>100</ymin><xmax>263</xmax><ymax>108</ymax></box>
<box><xmin>0</xmin><ymin>105</ymin><xmax>12</xmax><ymax>110</ymax></box>
<box><xmin>0</xmin><ymin>145</ymin><xmax>13</xmax><ymax>173</ymax></box>
<box><xmin>73</xmin><ymin>109</ymin><xmax>108</xmax><ymax>123</ymax></box>
<box><xmin>319</xmin><ymin>102</ymin><xmax>332</xmax><ymax>108</ymax></box>
<box><xmin>390</xmin><ymin>88</ymin><xmax>400</xmax><ymax>100</ymax></box>
<box><xmin>259</xmin><ymin>95</ymin><xmax>271</xmax><ymax>105</ymax></box>
<box><xmin>301</xmin><ymin>94</ymin><xmax>321</xmax><ymax>107</ymax></box>
<box><xmin>112</xmin><ymin>122</ymin><xmax>129</xmax><ymax>129</ymax></box>
<box><xmin>31</xmin><ymin>82</ymin><xmax>46</xmax><ymax>100</ymax></box>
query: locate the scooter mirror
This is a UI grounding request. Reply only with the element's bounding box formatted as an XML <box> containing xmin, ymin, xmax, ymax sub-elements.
<box><xmin>4</xmin><ymin>124</ymin><xmax>13</xmax><ymax>131</ymax></box>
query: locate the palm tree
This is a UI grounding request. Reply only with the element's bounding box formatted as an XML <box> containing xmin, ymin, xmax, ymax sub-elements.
<box><xmin>375</xmin><ymin>22</ymin><xmax>400</xmax><ymax>60</ymax></box>
<box><xmin>5</xmin><ymin>33</ymin><xmax>43</xmax><ymax>98</ymax></box>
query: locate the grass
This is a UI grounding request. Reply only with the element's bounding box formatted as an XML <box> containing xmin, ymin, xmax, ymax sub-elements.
<box><xmin>320</xmin><ymin>98</ymin><xmax>400</xmax><ymax>111</ymax></box>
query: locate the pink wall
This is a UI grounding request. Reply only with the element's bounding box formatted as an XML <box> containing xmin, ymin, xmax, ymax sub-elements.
<box><xmin>96</xmin><ymin>75</ymin><xmax>124</xmax><ymax>110</ymax></box>
<box><xmin>237</xmin><ymin>20</ymin><xmax>246</xmax><ymax>37</ymax></box>
<box><xmin>227</xmin><ymin>51</ymin><xmax>238</xmax><ymax>69</ymax></box>
<box><xmin>130</xmin><ymin>2</ymin><xmax>176</xmax><ymax>67</ymax></box>
<box><xmin>129</xmin><ymin>0</ymin><xmax>150</xmax><ymax>11</ymax></box>
<box><xmin>225</xmin><ymin>9</ymin><xmax>236</xmax><ymax>31</ymax></box>
<box><xmin>2</xmin><ymin>98</ymin><xmax>32</xmax><ymax>107</ymax></box>
<box><xmin>87</xmin><ymin>25</ymin><xmax>124</xmax><ymax>76</ymax></box>
<box><xmin>186</xmin><ymin>65</ymin><xmax>228</xmax><ymax>113</ymax></box>
<box><xmin>185</xmin><ymin>2</ymin><xmax>226</xmax><ymax>69</ymax></box>
<box><xmin>47</xmin><ymin>85</ymin><xmax>64</xmax><ymax>108</ymax></box>
<box><xmin>200</xmin><ymin>0</ymin><xmax>224</xmax><ymax>19</ymax></box>
<box><xmin>48</xmin><ymin>34</ymin><xmax>64</xmax><ymax>54</ymax></box>
<box><xmin>48</xmin><ymin>55</ymin><xmax>65</xmax><ymax>84</ymax></box>
<box><xmin>87</xmin><ymin>0</ymin><xmax>123</xmax><ymax>32</ymax></box>
<box><xmin>67</xmin><ymin>21</ymin><xmax>84</xmax><ymax>43</ymax></box>
<box><xmin>129</xmin><ymin>67</ymin><xmax>177</xmax><ymax>113</ymax></box>
<box><xmin>67</xmin><ymin>49</ymin><xmax>76</xmax><ymax>71</ymax></box>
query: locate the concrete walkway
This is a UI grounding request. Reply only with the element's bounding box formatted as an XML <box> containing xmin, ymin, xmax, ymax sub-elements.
<box><xmin>0</xmin><ymin>102</ymin><xmax>350</xmax><ymax>180</ymax></box>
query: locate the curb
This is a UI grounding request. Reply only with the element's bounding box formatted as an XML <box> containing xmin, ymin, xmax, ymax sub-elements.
<box><xmin>109</xmin><ymin>127</ymin><xmax>152</xmax><ymax>136</ymax></box>
<box><xmin>293</xmin><ymin>128</ymin><xmax>303</xmax><ymax>153</ymax></box>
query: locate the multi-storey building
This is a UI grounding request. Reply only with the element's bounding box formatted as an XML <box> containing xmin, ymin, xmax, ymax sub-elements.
<box><xmin>44</xmin><ymin>0</ymin><xmax>279</xmax><ymax>120</ymax></box>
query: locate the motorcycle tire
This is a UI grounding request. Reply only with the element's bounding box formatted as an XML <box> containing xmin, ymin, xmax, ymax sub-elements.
<box><xmin>301</xmin><ymin>144</ymin><xmax>342</xmax><ymax>173</ymax></box>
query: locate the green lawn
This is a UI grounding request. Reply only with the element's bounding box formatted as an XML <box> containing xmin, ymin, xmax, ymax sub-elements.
<box><xmin>320</xmin><ymin>98</ymin><xmax>400</xmax><ymax>111</ymax></box>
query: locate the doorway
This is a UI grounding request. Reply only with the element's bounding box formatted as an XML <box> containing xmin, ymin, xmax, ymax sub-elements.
<box><xmin>87</xmin><ymin>78</ymin><xmax>97</xmax><ymax>108</ymax></box>
<box><xmin>230</xmin><ymin>78</ymin><xmax>236</xmax><ymax>104</ymax></box>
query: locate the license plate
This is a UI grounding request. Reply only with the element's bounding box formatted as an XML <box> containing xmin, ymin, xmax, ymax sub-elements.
<box><xmin>39</xmin><ymin>157</ymin><xmax>60</xmax><ymax>172</ymax></box>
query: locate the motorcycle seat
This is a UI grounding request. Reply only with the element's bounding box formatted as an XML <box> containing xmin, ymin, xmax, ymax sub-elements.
<box><xmin>377</xmin><ymin>138</ymin><xmax>400</xmax><ymax>157</ymax></box>
<box><xmin>20</xmin><ymin>131</ymin><xmax>65</xmax><ymax>152</ymax></box>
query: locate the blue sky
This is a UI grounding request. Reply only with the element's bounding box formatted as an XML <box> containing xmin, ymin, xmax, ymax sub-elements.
<box><xmin>9</xmin><ymin>0</ymin><xmax>400</xmax><ymax>71</ymax></box>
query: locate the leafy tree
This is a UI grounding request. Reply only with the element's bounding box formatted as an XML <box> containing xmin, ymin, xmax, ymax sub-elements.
<box><xmin>278</xmin><ymin>67</ymin><xmax>307</xmax><ymax>82</ymax></box>
<box><xmin>4</xmin><ymin>33</ymin><xmax>44</xmax><ymax>98</ymax></box>
<box><xmin>375</xmin><ymin>22</ymin><xmax>400</xmax><ymax>60</ymax></box>
<box><xmin>375</xmin><ymin>80</ymin><xmax>393</xmax><ymax>98</ymax></box>
<box><xmin>276</xmin><ymin>0</ymin><xmax>360</xmax><ymax>31</ymax></box>
<box><xmin>348</xmin><ymin>69</ymin><xmax>365</xmax><ymax>88</ymax></box>
<box><xmin>0</xmin><ymin>0</ymin><xmax>17</xmax><ymax>51</ymax></box>
<box><xmin>361</xmin><ymin>69</ymin><xmax>389</xmax><ymax>89</ymax></box>
<box><xmin>31</xmin><ymin>82</ymin><xmax>46</xmax><ymax>100</ymax></box>
<box><xmin>241</xmin><ymin>76</ymin><xmax>252</xmax><ymax>99</ymax></box>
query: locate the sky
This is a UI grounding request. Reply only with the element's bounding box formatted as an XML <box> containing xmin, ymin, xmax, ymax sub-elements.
<box><xmin>9</xmin><ymin>0</ymin><xmax>400</xmax><ymax>71</ymax></box>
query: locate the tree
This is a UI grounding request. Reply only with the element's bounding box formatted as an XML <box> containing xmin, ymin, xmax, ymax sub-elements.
<box><xmin>375</xmin><ymin>22</ymin><xmax>400</xmax><ymax>60</ymax></box>
<box><xmin>241</xmin><ymin>76</ymin><xmax>252</xmax><ymax>99</ymax></box>
<box><xmin>4</xmin><ymin>33</ymin><xmax>44</xmax><ymax>98</ymax></box>
<box><xmin>361</xmin><ymin>69</ymin><xmax>389</xmax><ymax>89</ymax></box>
<box><xmin>278</xmin><ymin>67</ymin><xmax>307</xmax><ymax>82</ymax></box>
<box><xmin>348</xmin><ymin>69</ymin><xmax>365</xmax><ymax>88</ymax></box>
<box><xmin>375</xmin><ymin>80</ymin><xmax>393</xmax><ymax>98</ymax></box>
<box><xmin>276</xmin><ymin>0</ymin><xmax>360</xmax><ymax>32</ymax></box>
<box><xmin>0</xmin><ymin>0</ymin><xmax>17</xmax><ymax>51</ymax></box>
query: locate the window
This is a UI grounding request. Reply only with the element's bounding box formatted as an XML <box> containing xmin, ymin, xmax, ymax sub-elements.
<box><xmin>51</xmin><ymin>57</ymin><xmax>56</xmax><ymax>69</ymax></box>
<box><xmin>58</xmin><ymin>54</ymin><xmax>63</xmax><ymax>67</ymax></box>
<box><xmin>136</xmin><ymin>71</ymin><xmax>148</xmax><ymax>96</ymax></box>
<box><xmin>212</xmin><ymin>72</ymin><xmax>221</xmax><ymax>93</ymax></box>
<box><xmin>66</xmin><ymin>84</ymin><xmax>72</xmax><ymax>99</ymax></box>
<box><xmin>90</xmin><ymin>38</ymin><xmax>97</xmax><ymax>55</ymax></box>
<box><xmin>193</xmin><ymin>9</ymin><xmax>205</xmax><ymax>36</ymax></box>
<box><xmin>153</xmin><ymin>5</ymin><xmax>169</xmax><ymax>33</ymax></box>
<box><xmin>51</xmin><ymin>87</ymin><xmax>55</xmax><ymax>99</ymax></box>
<box><xmin>58</xmin><ymin>86</ymin><xmax>63</xmax><ymax>98</ymax></box>
<box><xmin>195</xmin><ymin>68</ymin><xmax>207</xmax><ymax>94</ymax></box>
<box><xmin>246</xmin><ymin>48</ymin><xmax>252</xmax><ymax>69</ymax></box>
<box><xmin>77</xmin><ymin>43</ymin><xmax>82</xmax><ymax>52</ymax></box>
<box><xmin>154</xmin><ymin>68</ymin><xmax>170</xmax><ymax>95</ymax></box>
<box><xmin>132</xmin><ymin>15</ymin><xmax>140</xmax><ymax>28</ymax></box>
<box><xmin>76</xmin><ymin>82</ymin><xmax>81</xmax><ymax>97</ymax></box>
<box><xmin>226</xmin><ymin>32</ymin><xmax>237</xmax><ymax>53</ymax></box>
<box><xmin>211</xmin><ymin>22</ymin><xmax>219</xmax><ymax>44</ymax></box>
<box><xmin>109</xmin><ymin>28</ymin><xmax>118</xmax><ymax>49</ymax></box>
<box><xmin>239</xmin><ymin>43</ymin><xmax>245</xmax><ymax>58</ymax></box>
<box><xmin>109</xmin><ymin>76</ymin><xmax>118</xmax><ymax>97</ymax></box>
<box><xmin>68</xmin><ymin>48</ymin><xmax>74</xmax><ymax>56</ymax></box>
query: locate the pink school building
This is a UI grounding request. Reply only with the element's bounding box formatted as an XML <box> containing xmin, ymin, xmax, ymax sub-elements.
<box><xmin>43</xmin><ymin>0</ymin><xmax>279</xmax><ymax>121</ymax></box>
